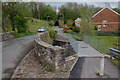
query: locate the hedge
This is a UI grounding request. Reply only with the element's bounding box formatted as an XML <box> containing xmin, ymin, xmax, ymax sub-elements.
<box><xmin>95</xmin><ymin>31</ymin><xmax>120</xmax><ymax>36</ymax></box>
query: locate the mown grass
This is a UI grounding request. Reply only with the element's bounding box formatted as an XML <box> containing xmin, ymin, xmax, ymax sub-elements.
<box><xmin>93</xmin><ymin>36</ymin><xmax>119</xmax><ymax>50</ymax></box>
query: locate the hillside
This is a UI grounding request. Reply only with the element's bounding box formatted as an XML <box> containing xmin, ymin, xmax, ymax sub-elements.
<box><xmin>27</xmin><ymin>18</ymin><xmax>48</xmax><ymax>32</ymax></box>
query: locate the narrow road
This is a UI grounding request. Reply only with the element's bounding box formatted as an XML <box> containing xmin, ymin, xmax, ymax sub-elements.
<box><xmin>2</xmin><ymin>35</ymin><xmax>35</xmax><ymax>78</ymax></box>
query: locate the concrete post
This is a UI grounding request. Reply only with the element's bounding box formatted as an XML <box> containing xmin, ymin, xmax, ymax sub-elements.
<box><xmin>99</xmin><ymin>56</ymin><xmax>105</xmax><ymax>76</ymax></box>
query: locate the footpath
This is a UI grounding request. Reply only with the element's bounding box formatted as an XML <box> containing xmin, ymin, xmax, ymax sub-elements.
<box><xmin>54</xmin><ymin>27</ymin><xmax>119</xmax><ymax>79</ymax></box>
<box><xmin>70</xmin><ymin>41</ymin><xmax>119</xmax><ymax>78</ymax></box>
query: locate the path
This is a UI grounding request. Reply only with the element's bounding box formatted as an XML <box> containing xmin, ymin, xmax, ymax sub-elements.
<box><xmin>2</xmin><ymin>35</ymin><xmax>35</xmax><ymax>78</ymax></box>
<box><xmin>70</xmin><ymin>41</ymin><xmax>119</xmax><ymax>78</ymax></box>
<box><xmin>53</xmin><ymin>27</ymin><xmax>119</xmax><ymax>79</ymax></box>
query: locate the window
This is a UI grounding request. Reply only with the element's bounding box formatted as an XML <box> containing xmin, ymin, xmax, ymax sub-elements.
<box><xmin>98</xmin><ymin>25</ymin><xmax>101</xmax><ymax>31</ymax></box>
<box><xmin>102</xmin><ymin>20</ymin><xmax>108</xmax><ymax>27</ymax></box>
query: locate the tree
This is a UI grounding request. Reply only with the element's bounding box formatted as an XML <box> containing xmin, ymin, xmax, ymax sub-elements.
<box><xmin>59</xmin><ymin>3</ymin><xmax>80</xmax><ymax>22</ymax></box>
<box><xmin>2</xmin><ymin>2</ymin><xmax>31</xmax><ymax>32</ymax></box>
<box><xmin>14</xmin><ymin>15</ymin><xmax>28</xmax><ymax>33</ymax></box>
<box><xmin>113</xmin><ymin>8</ymin><xmax>120</xmax><ymax>14</ymax></box>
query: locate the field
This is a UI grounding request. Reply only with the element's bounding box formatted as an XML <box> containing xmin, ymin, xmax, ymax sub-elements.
<box><xmin>93</xmin><ymin>36</ymin><xmax>119</xmax><ymax>50</ymax></box>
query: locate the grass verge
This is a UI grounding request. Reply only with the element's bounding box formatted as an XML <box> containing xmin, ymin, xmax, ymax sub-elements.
<box><xmin>64</xmin><ymin>30</ymin><xmax>82</xmax><ymax>41</ymax></box>
<box><xmin>108</xmin><ymin>58</ymin><xmax>120</xmax><ymax>67</ymax></box>
<box><xmin>14</xmin><ymin>31</ymin><xmax>37</xmax><ymax>38</ymax></box>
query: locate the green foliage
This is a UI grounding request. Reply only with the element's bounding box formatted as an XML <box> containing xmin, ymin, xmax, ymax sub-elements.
<box><xmin>59</xmin><ymin>3</ymin><xmax>101</xmax><ymax>24</ymax></box>
<box><xmin>80</xmin><ymin>20</ymin><xmax>95</xmax><ymax>36</ymax></box>
<box><xmin>110</xmin><ymin>58</ymin><xmax>120</xmax><ymax>67</ymax></box>
<box><xmin>48</xmin><ymin>21</ymin><xmax>55</xmax><ymax>26</ymax></box>
<box><xmin>94</xmin><ymin>25</ymin><xmax>98</xmax><ymax>30</ymax></box>
<box><xmin>27</xmin><ymin>18</ymin><xmax>48</xmax><ymax>32</ymax></box>
<box><xmin>2</xmin><ymin>2</ymin><xmax>56</xmax><ymax>33</ymax></box>
<box><xmin>44</xmin><ymin>65</ymin><xmax>53</xmax><ymax>71</ymax></box>
<box><xmin>59</xmin><ymin>3</ymin><xmax>80</xmax><ymax>20</ymax></box>
<box><xmin>2</xmin><ymin>2</ymin><xmax>32</xmax><ymax>32</ymax></box>
<box><xmin>46</xmin><ymin>27</ymin><xmax>56</xmax><ymax>39</ymax></box>
<box><xmin>65</xmin><ymin>30</ymin><xmax>82</xmax><ymax>41</ymax></box>
<box><xmin>112</xmin><ymin>8</ymin><xmax>120</xmax><ymax>14</ymax></box>
<box><xmin>66</xmin><ymin>19</ymin><xmax>73</xmax><ymax>25</ymax></box>
<box><xmin>13</xmin><ymin>31</ymin><xmax>37</xmax><ymax>38</ymax></box>
<box><xmin>72</xmin><ymin>27</ymin><xmax>80</xmax><ymax>33</ymax></box>
<box><xmin>59</xmin><ymin>20</ymin><xmax>64</xmax><ymax>25</ymax></box>
<box><xmin>14</xmin><ymin>15</ymin><xmax>28</xmax><ymax>33</ymax></box>
<box><xmin>84</xmin><ymin>35</ymin><xmax>119</xmax><ymax>53</ymax></box>
<box><xmin>95</xmin><ymin>31</ymin><xmax>120</xmax><ymax>36</ymax></box>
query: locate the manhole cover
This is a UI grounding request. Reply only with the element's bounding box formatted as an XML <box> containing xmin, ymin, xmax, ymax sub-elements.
<box><xmin>81</xmin><ymin>47</ymin><xmax>88</xmax><ymax>48</ymax></box>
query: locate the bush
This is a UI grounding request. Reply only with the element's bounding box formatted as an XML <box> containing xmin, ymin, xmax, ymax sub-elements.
<box><xmin>14</xmin><ymin>15</ymin><xmax>28</xmax><ymax>33</ymax></box>
<box><xmin>48</xmin><ymin>21</ymin><xmax>55</xmax><ymax>26</ymax></box>
<box><xmin>72</xmin><ymin>27</ymin><xmax>80</xmax><ymax>33</ymax></box>
<box><xmin>95</xmin><ymin>31</ymin><xmax>120</xmax><ymax>36</ymax></box>
<box><xmin>94</xmin><ymin>25</ymin><xmax>98</xmax><ymax>30</ymax></box>
<box><xmin>46</xmin><ymin>27</ymin><xmax>56</xmax><ymax>39</ymax></box>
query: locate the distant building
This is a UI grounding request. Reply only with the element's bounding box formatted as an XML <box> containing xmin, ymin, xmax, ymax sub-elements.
<box><xmin>75</xmin><ymin>18</ymin><xmax>81</xmax><ymax>27</ymax></box>
<box><xmin>92</xmin><ymin>8</ymin><xmax>120</xmax><ymax>31</ymax></box>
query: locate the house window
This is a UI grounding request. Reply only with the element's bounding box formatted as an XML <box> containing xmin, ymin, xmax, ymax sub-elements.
<box><xmin>98</xmin><ymin>25</ymin><xmax>101</xmax><ymax>31</ymax></box>
<box><xmin>102</xmin><ymin>20</ymin><xmax>108</xmax><ymax>27</ymax></box>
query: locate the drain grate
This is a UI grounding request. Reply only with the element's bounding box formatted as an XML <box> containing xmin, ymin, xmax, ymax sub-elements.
<box><xmin>81</xmin><ymin>47</ymin><xmax>88</xmax><ymax>48</ymax></box>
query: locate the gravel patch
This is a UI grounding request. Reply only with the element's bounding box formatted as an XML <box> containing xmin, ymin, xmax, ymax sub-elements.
<box><xmin>12</xmin><ymin>49</ymin><xmax>78</xmax><ymax>78</ymax></box>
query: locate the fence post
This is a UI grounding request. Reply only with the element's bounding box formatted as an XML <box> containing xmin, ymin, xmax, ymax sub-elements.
<box><xmin>99</xmin><ymin>56</ymin><xmax>105</xmax><ymax>76</ymax></box>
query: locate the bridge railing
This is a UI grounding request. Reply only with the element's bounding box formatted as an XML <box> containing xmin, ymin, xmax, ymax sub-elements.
<box><xmin>109</xmin><ymin>48</ymin><xmax>120</xmax><ymax>59</ymax></box>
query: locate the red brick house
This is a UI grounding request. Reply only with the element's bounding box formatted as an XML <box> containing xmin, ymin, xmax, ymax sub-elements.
<box><xmin>92</xmin><ymin>8</ymin><xmax>120</xmax><ymax>31</ymax></box>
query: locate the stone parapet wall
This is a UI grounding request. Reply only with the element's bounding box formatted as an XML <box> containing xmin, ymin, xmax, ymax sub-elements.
<box><xmin>0</xmin><ymin>32</ymin><xmax>14</xmax><ymax>41</ymax></box>
<box><xmin>34</xmin><ymin>32</ymin><xmax>65</xmax><ymax>72</ymax></box>
<box><xmin>53</xmin><ymin>39</ymin><xmax>76</xmax><ymax>57</ymax></box>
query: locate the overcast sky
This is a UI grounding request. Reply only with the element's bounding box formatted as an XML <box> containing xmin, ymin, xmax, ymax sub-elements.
<box><xmin>44</xmin><ymin>2</ymin><xmax>119</xmax><ymax>8</ymax></box>
<box><xmin>2</xmin><ymin>0</ymin><xmax>120</xmax><ymax>8</ymax></box>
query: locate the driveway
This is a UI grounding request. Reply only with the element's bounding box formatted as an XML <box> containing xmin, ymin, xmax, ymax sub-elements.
<box><xmin>2</xmin><ymin>34</ymin><xmax>35</xmax><ymax>78</ymax></box>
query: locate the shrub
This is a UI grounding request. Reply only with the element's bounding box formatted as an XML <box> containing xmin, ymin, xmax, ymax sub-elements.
<box><xmin>49</xmin><ymin>21</ymin><xmax>55</xmax><ymax>26</ymax></box>
<box><xmin>14</xmin><ymin>15</ymin><xmax>28</xmax><ymax>33</ymax></box>
<box><xmin>59</xmin><ymin>25</ymin><xmax>64</xmax><ymax>28</ymax></box>
<box><xmin>95</xmin><ymin>31</ymin><xmax>120</xmax><ymax>36</ymax></box>
<box><xmin>46</xmin><ymin>27</ymin><xmax>56</xmax><ymax>39</ymax></box>
<box><xmin>72</xmin><ymin>27</ymin><xmax>80</xmax><ymax>33</ymax></box>
<box><xmin>94</xmin><ymin>25</ymin><xmax>98</xmax><ymax>30</ymax></box>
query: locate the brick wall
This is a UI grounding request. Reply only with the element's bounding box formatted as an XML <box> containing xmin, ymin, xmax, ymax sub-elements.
<box><xmin>92</xmin><ymin>8</ymin><xmax>120</xmax><ymax>31</ymax></box>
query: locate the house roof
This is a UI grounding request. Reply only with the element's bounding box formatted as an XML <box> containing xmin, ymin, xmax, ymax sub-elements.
<box><xmin>92</xmin><ymin>8</ymin><xmax>120</xmax><ymax>18</ymax></box>
<box><xmin>75</xmin><ymin>18</ymin><xmax>81</xmax><ymax>22</ymax></box>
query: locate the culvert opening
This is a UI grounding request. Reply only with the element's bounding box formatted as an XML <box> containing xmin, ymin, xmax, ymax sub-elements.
<box><xmin>53</xmin><ymin>39</ymin><xmax>76</xmax><ymax>57</ymax></box>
